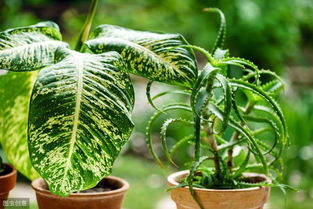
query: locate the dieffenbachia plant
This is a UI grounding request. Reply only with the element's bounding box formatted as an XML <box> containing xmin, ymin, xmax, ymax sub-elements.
<box><xmin>146</xmin><ymin>8</ymin><xmax>289</xmax><ymax>208</ymax></box>
<box><xmin>0</xmin><ymin>71</ymin><xmax>39</xmax><ymax>179</ymax></box>
<box><xmin>0</xmin><ymin>0</ymin><xmax>196</xmax><ymax>196</ymax></box>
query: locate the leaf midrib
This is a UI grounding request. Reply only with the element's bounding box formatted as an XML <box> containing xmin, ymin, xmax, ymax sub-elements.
<box><xmin>61</xmin><ymin>54</ymin><xmax>84</xmax><ymax>187</ymax></box>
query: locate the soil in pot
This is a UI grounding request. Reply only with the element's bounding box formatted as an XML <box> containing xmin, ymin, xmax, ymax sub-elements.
<box><xmin>0</xmin><ymin>163</ymin><xmax>17</xmax><ymax>209</ymax></box>
<box><xmin>32</xmin><ymin>176</ymin><xmax>129</xmax><ymax>209</ymax></box>
<box><xmin>168</xmin><ymin>170</ymin><xmax>271</xmax><ymax>209</ymax></box>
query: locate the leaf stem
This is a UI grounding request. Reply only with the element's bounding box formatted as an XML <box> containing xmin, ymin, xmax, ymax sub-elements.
<box><xmin>75</xmin><ymin>0</ymin><xmax>99</xmax><ymax>51</ymax></box>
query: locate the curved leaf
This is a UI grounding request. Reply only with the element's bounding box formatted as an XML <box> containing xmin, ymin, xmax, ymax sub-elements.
<box><xmin>203</xmin><ymin>8</ymin><xmax>227</xmax><ymax>54</ymax></box>
<box><xmin>160</xmin><ymin>118</ymin><xmax>193</xmax><ymax>166</ymax></box>
<box><xmin>191</xmin><ymin>63</ymin><xmax>219</xmax><ymax>114</ymax></box>
<box><xmin>146</xmin><ymin>103</ymin><xmax>192</xmax><ymax>166</ymax></box>
<box><xmin>215</xmin><ymin>74</ymin><xmax>232</xmax><ymax>133</ymax></box>
<box><xmin>0</xmin><ymin>21</ymin><xmax>67</xmax><ymax>71</ymax></box>
<box><xmin>0</xmin><ymin>71</ymin><xmax>39</xmax><ymax>180</ymax></box>
<box><xmin>84</xmin><ymin>25</ymin><xmax>197</xmax><ymax>87</ymax></box>
<box><xmin>229</xmin><ymin>79</ymin><xmax>287</xmax><ymax>141</ymax></box>
<box><xmin>28</xmin><ymin>48</ymin><xmax>134</xmax><ymax>196</ymax></box>
<box><xmin>208</xmin><ymin>104</ymin><xmax>268</xmax><ymax>174</ymax></box>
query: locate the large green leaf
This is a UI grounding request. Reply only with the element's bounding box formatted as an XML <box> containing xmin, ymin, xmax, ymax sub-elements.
<box><xmin>0</xmin><ymin>70</ymin><xmax>39</xmax><ymax>180</ymax></box>
<box><xmin>0</xmin><ymin>21</ymin><xmax>67</xmax><ymax>72</ymax></box>
<box><xmin>84</xmin><ymin>25</ymin><xmax>197</xmax><ymax>87</ymax></box>
<box><xmin>28</xmin><ymin>47</ymin><xmax>134</xmax><ymax>196</ymax></box>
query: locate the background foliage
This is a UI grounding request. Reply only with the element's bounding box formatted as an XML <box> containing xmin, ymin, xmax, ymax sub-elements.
<box><xmin>0</xmin><ymin>0</ymin><xmax>312</xmax><ymax>208</ymax></box>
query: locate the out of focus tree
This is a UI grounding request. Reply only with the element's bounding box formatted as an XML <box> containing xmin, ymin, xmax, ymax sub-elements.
<box><xmin>1</xmin><ymin>0</ymin><xmax>312</xmax><ymax>71</ymax></box>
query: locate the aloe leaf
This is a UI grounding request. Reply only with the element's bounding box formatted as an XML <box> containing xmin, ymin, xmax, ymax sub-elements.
<box><xmin>0</xmin><ymin>71</ymin><xmax>39</xmax><ymax>179</ymax></box>
<box><xmin>241</xmin><ymin>70</ymin><xmax>285</xmax><ymax>96</ymax></box>
<box><xmin>191</xmin><ymin>63</ymin><xmax>219</xmax><ymax>114</ymax></box>
<box><xmin>84</xmin><ymin>25</ymin><xmax>197</xmax><ymax>87</ymax></box>
<box><xmin>208</xmin><ymin>104</ymin><xmax>268</xmax><ymax>174</ymax></box>
<box><xmin>28</xmin><ymin>48</ymin><xmax>134</xmax><ymax>196</ymax></box>
<box><xmin>188</xmin><ymin>156</ymin><xmax>213</xmax><ymax>209</ymax></box>
<box><xmin>160</xmin><ymin>118</ymin><xmax>193</xmax><ymax>166</ymax></box>
<box><xmin>146</xmin><ymin>80</ymin><xmax>161</xmax><ymax>112</ymax></box>
<box><xmin>203</xmin><ymin>8</ymin><xmax>226</xmax><ymax>54</ymax></box>
<box><xmin>233</xmin><ymin>150</ymin><xmax>250</xmax><ymax>178</ymax></box>
<box><xmin>146</xmin><ymin>103</ymin><xmax>192</xmax><ymax>166</ymax></box>
<box><xmin>0</xmin><ymin>21</ymin><xmax>67</xmax><ymax>72</ymax></box>
<box><xmin>215</xmin><ymin>74</ymin><xmax>232</xmax><ymax>133</ymax></box>
<box><xmin>229</xmin><ymin>79</ymin><xmax>287</xmax><ymax>142</ymax></box>
<box><xmin>170</xmin><ymin>134</ymin><xmax>194</xmax><ymax>157</ymax></box>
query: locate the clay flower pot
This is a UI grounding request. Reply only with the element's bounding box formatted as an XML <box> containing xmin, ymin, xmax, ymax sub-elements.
<box><xmin>0</xmin><ymin>163</ymin><xmax>17</xmax><ymax>209</ymax></box>
<box><xmin>32</xmin><ymin>176</ymin><xmax>129</xmax><ymax>209</ymax></box>
<box><xmin>168</xmin><ymin>170</ymin><xmax>271</xmax><ymax>209</ymax></box>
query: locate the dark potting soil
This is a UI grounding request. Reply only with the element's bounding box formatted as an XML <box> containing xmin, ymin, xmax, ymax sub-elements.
<box><xmin>0</xmin><ymin>164</ymin><xmax>12</xmax><ymax>176</ymax></box>
<box><xmin>240</xmin><ymin>176</ymin><xmax>267</xmax><ymax>184</ymax></box>
<box><xmin>44</xmin><ymin>178</ymin><xmax>120</xmax><ymax>194</ymax></box>
<box><xmin>74</xmin><ymin>178</ymin><xmax>121</xmax><ymax>194</ymax></box>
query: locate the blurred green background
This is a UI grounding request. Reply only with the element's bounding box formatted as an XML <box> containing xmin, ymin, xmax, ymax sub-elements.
<box><xmin>0</xmin><ymin>0</ymin><xmax>312</xmax><ymax>209</ymax></box>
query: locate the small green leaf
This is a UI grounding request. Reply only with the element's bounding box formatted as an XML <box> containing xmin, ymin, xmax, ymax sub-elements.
<box><xmin>0</xmin><ymin>22</ymin><xmax>67</xmax><ymax>71</ymax></box>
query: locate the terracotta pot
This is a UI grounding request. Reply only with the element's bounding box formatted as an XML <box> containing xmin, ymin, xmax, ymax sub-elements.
<box><xmin>0</xmin><ymin>163</ymin><xmax>17</xmax><ymax>209</ymax></box>
<box><xmin>32</xmin><ymin>176</ymin><xmax>129</xmax><ymax>209</ymax></box>
<box><xmin>168</xmin><ymin>170</ymin><xmax>271</xmax><ymax>209</ymax></box>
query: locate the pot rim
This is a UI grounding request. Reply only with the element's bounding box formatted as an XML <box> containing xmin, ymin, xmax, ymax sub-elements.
<box><xmin>0</xmin><ymin>163</ymin><xmax>17</xmax><ymax>180</ymax></box>
<box><xmin>168</xmin><ymin>170</ymin><xmax>271</xmax><ymax>192</ymax></box>
<box><xmin>31</xmin><ymin>176</ymin><xmax>129</xmax><ymax>197</ymax></box>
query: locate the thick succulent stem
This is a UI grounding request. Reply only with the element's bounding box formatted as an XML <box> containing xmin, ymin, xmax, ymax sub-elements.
<box><xmin>75</xmin><ymin>0</ymin><xmax>99</xmax><ymax>51</ymax></box>
<box><xmin>204</xmin><ymin>126</ymin><xmax>221</xmax><ymax>177</ymax></box>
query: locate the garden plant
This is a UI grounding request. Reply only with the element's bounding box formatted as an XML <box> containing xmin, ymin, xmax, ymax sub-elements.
<box><xmin>0</xmin><ymin>0</ymin><xmax>291</xmax><ymax>208</ymax></box>
<box><xmin>146</xmin><ymin>8</ymin><xmax>290</xmax><ymax>209</ymax></box>
<box><xmin>0</xmin><ymin>0</ymin><xmax>196</xmax><ymax>200</ymax></box>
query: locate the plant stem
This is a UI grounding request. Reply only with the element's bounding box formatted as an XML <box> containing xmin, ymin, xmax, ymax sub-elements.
<box><xmin>75</xmin><ymin>0</ymin><xmax>99</xmax><ymax>51</ymax></box>
<box><xmin>227</xmin><ymin>101</ymin><xmax>255</xmax><ymax>171</ymax></box>
<box><xmin>194</xmin><ymin>116</ymin><xmax>201</xmax><ymax>160</ymax></box>
<box><xmin>204</xmin><ymin>126</ymin><xmax>221</xmax><ymax>176</ymax></box>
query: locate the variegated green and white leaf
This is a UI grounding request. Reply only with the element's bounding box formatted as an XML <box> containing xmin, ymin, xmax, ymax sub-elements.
<box><xmin>84</xmin><ymin>25</ymin><xmax>197</xmax><ymax>87</ymax></box>
<box><xmin>0</xmin><ymin>70</ymin><xmax>39</xmax><ymax>180</ymax></box>
<box><xmin>0</xmin><ymin>21</ymin><xmax>67</xmax><ymax>71</ymax></box>
<box><xmin>28</xmin><ymin>47</ymin><xmax>134</xmax><ymax>196</ymax></box>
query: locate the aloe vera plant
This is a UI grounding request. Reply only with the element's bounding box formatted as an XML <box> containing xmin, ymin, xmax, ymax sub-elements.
<box><xmin>0</xmin><ymin>0</ymin><xmax>196</xmax><ymax>196</ymax></box>
<box><xmin>146</xmin><ymin>8</ymin><xmax>289</xmax><ymax>207</ymax></box>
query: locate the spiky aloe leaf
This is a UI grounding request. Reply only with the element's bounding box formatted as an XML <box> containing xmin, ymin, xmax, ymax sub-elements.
<box><xmin>160</xmin><ymin>118</ymin><xmax>193</xmax><ymax>166</ymax></box>
<box><xmin>229</xmin><ymin>79</ymin><xmax>287</xmax><ymax>141</ymax></box>
<box><xmin>0</xmin><ymin>71</ymin><xmax>39</xmax><ymax>180</ymax></box>
<box><xmin>203</xmin><ymin>8</ymin><xmax>227</xmax><ymax>54</ymax></box>
<box><xmin>0</xmin><ymin>21</ymin><xmax>67</xmax><ymax>72</ymax></box>
<box><xmin>191</xmin><ymin>63</ymin><xmax>219</xmax><ymax>115</ymax></box>
<box><xmin>28</xmin><ymin>47</ymin><xmax>134</xmax><ymax>196</ymax></box>
<box><xmin>84</xmin><ymin>25</ymin><xmax>197</xmax><ymax>87</ymax></box>
<box><xmin>146</xmin><ymin>103</ymin><xmax>192</xmax><ymax>166</ymax></box>
<box><xmin>215</xmin><ymin>74</ymin><xmax>232</xmax><ymax>133</ymax></box>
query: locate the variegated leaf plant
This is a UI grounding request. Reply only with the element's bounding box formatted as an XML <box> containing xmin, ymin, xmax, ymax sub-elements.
<box><xmin>145</xmin><ymin>8</ymin><xmax>290</xmax><ymax>208</ymax></box>
<box><xmin>0</xmin><ymin>0</ymin><xmax>197</xmax><ymax>196</ymax></box>
<box><xmin>0</xmin><ymin>70</ymin><xmax>39</xmax><ymax>180</ymax></box>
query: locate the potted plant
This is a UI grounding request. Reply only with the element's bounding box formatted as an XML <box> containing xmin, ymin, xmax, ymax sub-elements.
<box><xmin>145</xmin><ymin>8</ymin><xmax>290</xmax><ymax>209</ymax></box>
<box><xmin>0</xmin><ymin>156</ymin><xmax>17</xmax><ymax>209</ymax></box>
<box><xmin>0</xmin><ymin>0</ymin><xmax>197</xmax><ymax>208</ymax></box>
